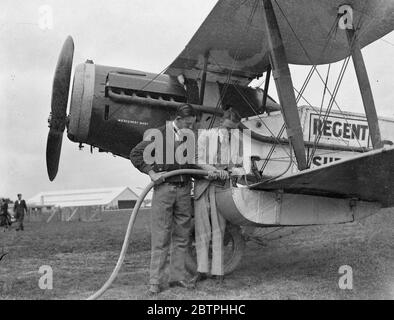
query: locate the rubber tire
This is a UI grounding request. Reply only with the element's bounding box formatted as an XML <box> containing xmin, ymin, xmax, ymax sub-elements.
<box><xmin>185</xmin><ymin>221</ymin><xmax>245</xmax><ymax>275</ymax></box>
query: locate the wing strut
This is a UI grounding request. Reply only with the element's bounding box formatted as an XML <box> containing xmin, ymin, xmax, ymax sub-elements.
<box><xmin>261</xmin><ymin>0</ymin><xmax>307</xmax><ymax>170</ymax></box>
<box><xmin>199</xmin><ymin>51</ymin><xmax>209</xmax><ymax>105</ymax></box>
<box><xmin>261</xmin><ymin>65</ymin><xmax>272</xmax><ymax>114</ymax></box>
<box><xmin>346</xmin><ymin>27</ymin><xmax>383</xmax><ymax>149</ymax></box>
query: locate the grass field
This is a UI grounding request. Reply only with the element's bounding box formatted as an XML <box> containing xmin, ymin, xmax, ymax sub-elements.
<box><xmin>0</xmin><ymin>207</ymin><xmax>393</xmax><ymax>300</ymax></box>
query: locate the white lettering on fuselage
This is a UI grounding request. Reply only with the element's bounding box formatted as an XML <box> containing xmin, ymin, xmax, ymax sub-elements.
<box><xmin>117</xmin><ymin>119</ymin><xmax>149</xmax><ymax>126</ymax></box>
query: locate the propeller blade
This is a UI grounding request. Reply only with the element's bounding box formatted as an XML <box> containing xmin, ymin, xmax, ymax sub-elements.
<box><xmin>46</xmin><ymin>130</ymin><xmax>64</xmax><ymax>181</ymax></box>
<box><xmin>46</xmin><ymin>36</ymin><xmax>74</xmax><ymax>181</ymax></box>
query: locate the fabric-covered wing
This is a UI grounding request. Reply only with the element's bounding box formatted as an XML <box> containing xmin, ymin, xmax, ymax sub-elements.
<box><xmin>250</xmin><ymin>146</ymin><xmax>394</xmax><ymax>207</ymax></box>
<box><xmin>166</xmin><ymin>0</ymin><xmax>394</xmax><ymax>84</ymax></box>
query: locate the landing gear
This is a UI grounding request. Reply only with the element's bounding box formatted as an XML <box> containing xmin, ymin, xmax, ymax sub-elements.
<box><xmin>185</xmin><ymin>221</ymin><xmax>245</xmax><ymax>275</ymax></box>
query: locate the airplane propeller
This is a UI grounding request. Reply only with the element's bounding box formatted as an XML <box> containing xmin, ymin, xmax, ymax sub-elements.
<box><xmin>46</xmin><ymin>36</ymin><xmax>74</xmax><ymax>181</ymax></box>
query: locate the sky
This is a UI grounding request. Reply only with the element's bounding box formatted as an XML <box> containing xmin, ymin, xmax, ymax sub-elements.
<box><xmin>1</xmin><ymin>0</ymin><xmax>394</xmax><ymax>200</ymax></box>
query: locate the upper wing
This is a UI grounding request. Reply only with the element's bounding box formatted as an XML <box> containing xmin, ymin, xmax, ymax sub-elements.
<box><xmin>166</xmin><ymin>0</ymin><xmax>394</xmax><ymax>84</ymax></box>
<box><xmin>250</xmin><ymin>146</ymin><xmax>394</xmax><ymax>207</ymax></box>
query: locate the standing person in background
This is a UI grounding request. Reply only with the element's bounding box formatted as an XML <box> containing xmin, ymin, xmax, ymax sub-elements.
<box><xmin>14</xmin><ymin>193</ymin><xmax>27</xmax><ymax>231</ymax></box>
<box><xmin>1</xmin><ymin>199</ymin><xmax>11</xmax><ymax>230</ymax></box>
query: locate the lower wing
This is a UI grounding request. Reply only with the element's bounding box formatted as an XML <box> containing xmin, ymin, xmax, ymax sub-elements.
<box><xmin>250</xmin><ymin>146</ymin><xmax>394</xmax><ymax>207</ymax></box>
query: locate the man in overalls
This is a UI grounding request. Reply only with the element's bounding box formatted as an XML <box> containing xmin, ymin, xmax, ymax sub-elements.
<box><xmin>130</xmin><ymin>104</ymin><xmax>199</xmax><ymax>295</ymax></box>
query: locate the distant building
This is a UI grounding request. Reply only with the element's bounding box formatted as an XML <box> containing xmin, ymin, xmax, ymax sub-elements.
<box><xmin>27</xmin><ymin>187</ymin><xmax>148</xmax><ymax>222</ymax></box>
<box><xmin>28</xmin><ymin>186</ymin><xmax>140</xmax><ymax>209</ymax></box>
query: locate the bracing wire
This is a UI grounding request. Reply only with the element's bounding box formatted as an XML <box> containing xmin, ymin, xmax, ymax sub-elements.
<box><xmin>231</xmin><ymin>83</ymin><xmax>295</xmax><ymax>160</ymax></box>
<box><xmin>292</xmin><ymin>86</ymin><xmax>366</xmax><ymax>152</ymax></box>
<box><xmin>307</xmin><ymin>8</ymin><xmax>368</xmax><ymax>165</ymax></box>
<box><xmin>260</xmin><ymin>65</ymin><xmax>317</xmax><ymax>174</ymax></box>
<box><xmin>257</xmin><ymin>1</ymin><xmax>342</xmax><ymax>175</ymax></box>
<box><xmin>269</xmin><ymin>0</ymin><xmax>367</xmax><ymax>170</ymax></box>
<box><xmin>208</xmin><ymin>0</ymin><xmax>261</xmax><ymax>129</ymax></box>
<box><xmin>308</xmin><ymin>56</ymin><xmax>352</xmax><ymax>165</ymax></box>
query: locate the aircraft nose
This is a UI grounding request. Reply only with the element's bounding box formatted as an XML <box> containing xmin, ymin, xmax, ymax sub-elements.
<box><xmin>67</xmin><ymin>62</ymin><xmax>94</xmax><ymax>144</ymax></box>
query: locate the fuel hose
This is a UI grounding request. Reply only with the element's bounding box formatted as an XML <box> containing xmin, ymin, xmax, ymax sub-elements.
<box><xmin>87</xmin><ymin>169</ymin><xmax>209</xmax><ymax>300</ymax></box>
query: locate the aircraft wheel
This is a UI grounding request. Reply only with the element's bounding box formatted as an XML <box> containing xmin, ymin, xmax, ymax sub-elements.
<box><xmin>185</xmin><ymin>221</ymin><xmax>245</xmax><ymax>275</ymax></box>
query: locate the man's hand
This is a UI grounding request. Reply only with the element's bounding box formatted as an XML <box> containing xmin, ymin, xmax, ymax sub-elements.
<box><xmin>207</xmin><ymin>170</ymin><xmax>218</xmax><ymax>180</ymax></box>
<box><xmin>215</xmin><ymin>170</ymin><xmax>229</xmax><ymax>180</ymax></box>
<box><xmin>148</xmin><ymin>170</ymin><xmax>167</xmax><ymax>183</ymax></box>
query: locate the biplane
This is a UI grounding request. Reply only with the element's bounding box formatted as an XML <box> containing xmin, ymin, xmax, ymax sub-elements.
<box><xmin>46</xmin><ymin>0</ymin><xmax>394</xmax><ymax>274</ymax></box>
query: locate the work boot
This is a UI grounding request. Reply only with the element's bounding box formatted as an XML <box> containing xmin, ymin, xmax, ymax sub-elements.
<box><xmin>148</xmin><ymin>284</ymin><xmax>161</xmax><ymax>296</ymax></box>
<box><xmin>190</xmin><ymin>272</ymin><xmax>208</xmax><ymax>284</ymax></box>
<box><xmin>169</xmin><ymin>280</ymin><xmax>195</xmax><ymax>289</ymax></box>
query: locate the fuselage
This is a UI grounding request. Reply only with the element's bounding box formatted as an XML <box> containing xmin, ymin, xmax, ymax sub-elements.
<box><xmin>67</xmin><ymin>61</ymin><xmax>280</xmax><ymax>159</ymax></box>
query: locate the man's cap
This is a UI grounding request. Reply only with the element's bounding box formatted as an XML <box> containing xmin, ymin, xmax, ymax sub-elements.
<box><xmin>17</xmin><ymin>193</ymin><xmax>21</xmax><ymax>196</ymax></box>
<box><xmin>175</xmin><ymin>103</ymin><xmax>196</xmax><ymax>118</ymax></box>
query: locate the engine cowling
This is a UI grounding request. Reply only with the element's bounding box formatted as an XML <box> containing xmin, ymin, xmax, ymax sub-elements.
<box><xmin>67</xmin><ymin>62</ymin><xmax>187</xmax><ymax>158</ymax></box>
